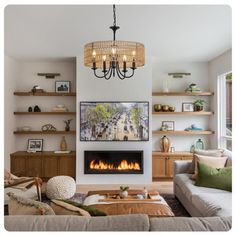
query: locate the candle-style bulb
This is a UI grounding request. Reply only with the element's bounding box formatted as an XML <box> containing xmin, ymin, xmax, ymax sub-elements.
<box><xmin>102</xmin><ymin>55</ymin><xmax>106</xmax><ymax>61</ymax></box>
<box><xmin>111</xmin><ymin>47</ymin><xmax>116</xmax><ymax>55</ymax></box>
<box><xmin>92</xmin><ymin>50</ymin><xmax>96</xmax><ymax>58</ymax></box>
<box><xmin>132</xmin><ymin>51</ymin><xmax>136</xmax><ymax>57</ymax></box>
<box><xmin>123</xmin><ymin>55</ymin><xmax>127</xmax><ymax>62</ymax></box>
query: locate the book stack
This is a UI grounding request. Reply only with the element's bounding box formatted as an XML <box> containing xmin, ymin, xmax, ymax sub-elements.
<box><xmin>52</xmin><ymin>105</ymin><xmax>68</xmax><ymax>112</ymax></box>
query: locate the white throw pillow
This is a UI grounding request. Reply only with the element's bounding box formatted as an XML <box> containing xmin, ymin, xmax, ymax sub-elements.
<box><xmin>194</xmin><ymin>149</ymin><xmax>224</xmax><ymax>157</ymax></box>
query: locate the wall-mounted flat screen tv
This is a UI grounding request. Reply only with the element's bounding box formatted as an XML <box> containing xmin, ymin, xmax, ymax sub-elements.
<box><xmin>80</xmin><ymin>102</ymin><xmax>149</xmax><ymax>141</ymax></box>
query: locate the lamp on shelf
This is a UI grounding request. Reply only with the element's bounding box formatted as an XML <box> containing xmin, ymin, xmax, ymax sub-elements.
<box><xmin>84</xmin><ymin>5</ymin><xmax>145</xmax><ymax>80</ymax></box>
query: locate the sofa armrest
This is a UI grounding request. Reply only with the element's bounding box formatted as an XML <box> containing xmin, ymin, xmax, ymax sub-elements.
<box><xmin>174</xmin><ymin>160</ymin><xmax>192</xmax><ymax>175</ymax></box>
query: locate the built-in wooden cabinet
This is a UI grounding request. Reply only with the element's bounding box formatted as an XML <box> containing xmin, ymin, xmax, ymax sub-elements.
<box><xmin>11</xmin><ymin>151</ymin><xmax>76</xmax><ymax>181</ymax></box>
<box><xmin>152</xmin><ymin>151</ymin><xmax>193</xmax><ymax>181</ymax></box>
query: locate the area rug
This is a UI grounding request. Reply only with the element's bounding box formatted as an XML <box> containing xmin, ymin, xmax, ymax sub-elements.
<box><xmin>161</xmin><ymin>194</ymin><xmax>190</xmax><ymax>217</ymax></box>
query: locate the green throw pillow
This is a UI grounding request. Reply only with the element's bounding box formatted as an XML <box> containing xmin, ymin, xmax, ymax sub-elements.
<box><xmin>195</xmin><ymin>162</ymin><xmax>232</xmax><ymax>192</ymax></box>
<box><xmin>62</xmin><ymin>199</ymin><xmax>107</xmax><ymax>216</ymax></box>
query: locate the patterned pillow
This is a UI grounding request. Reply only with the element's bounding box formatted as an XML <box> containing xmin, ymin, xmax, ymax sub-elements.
<box><xmin>7</xmin><ymin>192</ymin><xmax>55</xmax><ymax>215</ymax></box>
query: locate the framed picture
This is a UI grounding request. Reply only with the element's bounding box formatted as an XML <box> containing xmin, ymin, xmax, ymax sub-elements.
<box><xmin>162</xmin><ymin>121</ymin><xmax>175</xmax><ymax>131</ymax></box>
<box><xmin>27</xmin><ymin>139</ymin><xmax>43</xmax><ymax>152</ymax></box>
<box><xmin>80</xmin><ymin>101</ymin><xmax>149</xmax><ymax>141</ymax></box>
<box><xmin>55</xmin><ymin>81</ymin><xmax>71</xmax><ymax>93</ymax></box>
<box><xmin>182</xmin><ymin>103</ymin><xmax>194</xmax><ymax>112</ymax></box>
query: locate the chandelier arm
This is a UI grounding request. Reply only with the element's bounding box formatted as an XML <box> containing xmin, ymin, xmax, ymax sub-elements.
<box><xmin>116</xmin><ymin>63</ymin><xmax>126</xmax><ymax>80</ymax></box>
<box><xmin>122</xmin><ymin>68</ymin><xmax>135</xmax><ymax>79</ymax></box>
<box><xmin>104</xmin><ymin>66</ymin><xmax>113</xmax><ymax>80</ymax></box>
<box><xmin>93</xmin><ymin>69</ymin><xmax>108</xmax><ymax>79</ymax></box>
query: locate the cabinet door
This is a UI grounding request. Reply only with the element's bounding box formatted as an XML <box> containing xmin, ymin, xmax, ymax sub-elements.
<box><xmin>166</xmin><ymin>157</ymin><xmax>178</xmax><ymax>177</ymax></box>
<box><xmin>26</xmin><ymin>156</ymin><xmax>42</xmax><ymax>177</ymax></box>
<box><xmin>58</xmin><ymin>156</ymin><xmax>76</xmax><ymax>178</ymax></box>
<box><xmin>152</xmin><ymin>156</ymin><xmax>166</xmax><ymax>178</ymax></box>
<box><xmin>11</xmin><ymin>156</ymin><xmax>27</xmax><ymax>176</ymax></box>
<box><xmin>42</xmin><ymin>157</ymin><xmax>59</xmax><ymax>178</ymax></box>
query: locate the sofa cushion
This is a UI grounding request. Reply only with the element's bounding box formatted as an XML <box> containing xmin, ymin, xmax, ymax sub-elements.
<box><xmin>195</xmin><ymin>163</ymin><xmax>232</xmax><ymax>192</ymax></box>
<box><xmin>150</xmin><ymin>216</ymin><xmax>232</xmax><ymax>231</ymax></box>
<box><xmin>8</xmin><ymin>192</ymin><xmax>55</xmax><ymax>215</ymax></box>
<box><xmin>192</xmin><ymin>193</ymin><xmax>232</xmax><ymax>217</ymax></box>
<box><xmin>174</xmin><ymin>174</ymin><xmax>229</xmax><ymax>202</ymax></box>
<box><xmin>4</xmin><ymin>214</ymin><xmax>150</xmax><ymax>231</ymax></box>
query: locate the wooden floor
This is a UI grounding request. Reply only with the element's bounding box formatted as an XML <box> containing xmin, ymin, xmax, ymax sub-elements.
<box><xmin>76</xmin><ymin>181</ymin><xmax>173</xmax><ymax>195</ymax></box>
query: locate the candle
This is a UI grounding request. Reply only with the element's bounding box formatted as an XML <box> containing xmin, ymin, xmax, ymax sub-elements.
<box><xmin>123</xmin><ymin>55</ymin><xmax>127</xmax><ymax>72</ymax></box>
<box><xmin>102</xmin><ymin>55</ymin><xmax>106</xmax><ymax>72</ymax></box>
<box><xmin>132</xmin><ymin>51</ymin><xmax>136</xmax><ymax>69</ymax></box>
<box><xmin>92</xmin><ymin>51</ymin><xmax>96</xmax><ymax>69</ymax></box>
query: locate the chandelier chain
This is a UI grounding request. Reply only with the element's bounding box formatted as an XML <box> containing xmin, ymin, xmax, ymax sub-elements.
<box><xmin>113</xmin><ymin>4</ymin><xmax>116</xmax><ymax>26</ymax></box>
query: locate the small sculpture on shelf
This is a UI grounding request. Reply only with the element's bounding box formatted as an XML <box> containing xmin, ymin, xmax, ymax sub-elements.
<box><xmin>41</xmin><ymin>124</ymin><xmax>57</xmax><ymax>132</ymax></box>
<box><xmin>185</xmin><ymin>83</ymin><xmax>202</xmax><ymax>93</ymax></box>
<box><xmin>28</xmin><ymin>106</ymin><xmax>33</xmax><ymax>112</ymax></box>
<box><xmin>52</xmin><ymin>104</ymin><xmax>68</xmax><ymax>112</ymax></box>
<box><xmin>64</xmin><ymin>119</ymin><xmax>73</xmax><ymax>132</ymax></box>
<box><xmin>184</xmin><ymin>124</ymin><xmax>203</xmax><ymax>131</ymax></box>
<box><xmin>153</xmin><ymin>104</ymin><xmax>175</xmax><ymax>112</ymax></box>
<box><xmin>34</xmin><ymin>105</ymin><xmax>41</xmax><ymax>112</ymax></box>
<box><xmin>31</xmin><ymin>85</ymin><xmax>44</xmax><ymax>94</ymax></box>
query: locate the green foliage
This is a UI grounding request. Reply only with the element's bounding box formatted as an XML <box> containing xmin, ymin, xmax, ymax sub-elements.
<box><xmin>120</xmin><ymin>185</ymin><xmax>129</xmax><ymax>192</ymax></box>
<box><xmin>226</xmin><ymin>73</ymin><xmax>232</xmax><ymax>81</ymax></box>
<box><xmin>193</xmin><ymin>99</ymin><xmax>206</xmax><ymax>106</ymax></box>
<box><xmin>130</xmin><ymin>107</ymin><xmax>141</xmax><ymax>128</ymax></box>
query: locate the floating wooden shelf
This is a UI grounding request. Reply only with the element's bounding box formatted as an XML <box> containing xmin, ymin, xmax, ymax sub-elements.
<box><xmin>152</xmin><ymin>92</ymin><xmax>214</xmax><ymax>96</ymax></box>
<box><xmin>152</xmin><ymin>130</ymin><xmax>214</xmax><ymax>135</ymax></box>
<box><xmin>152</xmin><ymin>151</ymin><xmax>193</xmax><ymax>157</ymax></box>
<box><xmin>14</xmin><ymin>92</ymin><xmax>76</xmax><ymax>96</ymax></box>
<box><xmin>14</xmin><ymin>112</ymin><xmax>76</xmax><ymax>115</ymax></box>
<box><xmin>152</xmin><ymin>111</ymin><xmax>214</xmax><ymax>115</ymax></box>
<box><xmin>14</xmin><ymin>131</ymin><xmax>76</xmax><ymax>135</ymax></box>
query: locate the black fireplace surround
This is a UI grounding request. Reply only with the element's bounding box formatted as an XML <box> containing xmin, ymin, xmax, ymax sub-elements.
<box><xmin>84</xmin><ymin>150</ymin><xmax>143</xmax><ymax>174</ymax></box>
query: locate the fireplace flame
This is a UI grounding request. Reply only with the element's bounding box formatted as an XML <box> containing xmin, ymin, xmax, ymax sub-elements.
<box><xmin>89</xmin><ymin>160</ymin><xmax>141</xmax><ymax>170</ymax></box>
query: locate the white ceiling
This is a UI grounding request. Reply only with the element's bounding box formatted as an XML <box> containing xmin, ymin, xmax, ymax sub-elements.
<box><xmin>4</xmin><ymin>5</ymin><xmax>232</xmax><ymax>61</ymax></box>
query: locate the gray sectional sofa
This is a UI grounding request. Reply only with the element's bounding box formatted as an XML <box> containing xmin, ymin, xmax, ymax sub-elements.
<box><xmin>174</xmin><ymin>150</ymin><xmax>232</xmax><ymax>217</ymax></box>
<box><xmin>4</xmin><ymin>215</ymin><xmax>232</xmax><ymax>231</ymax></box>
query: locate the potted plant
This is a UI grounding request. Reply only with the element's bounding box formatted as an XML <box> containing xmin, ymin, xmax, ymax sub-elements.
<box><xmin>119</xmin><ymin>186</ymin><xmax>129</xmax><ymax>198</ymax></box>
<box><xmin>193</xmin><ymin>99</ymin><xmax>206</xmax><ymax>111</ymax></box>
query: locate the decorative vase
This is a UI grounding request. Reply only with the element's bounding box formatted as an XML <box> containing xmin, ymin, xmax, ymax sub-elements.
<box><xmin>196</xmin><ymin>139</ymin><xmax>204</xmax><ymax>150</ymax></box>
<box><xmin>162</xmin><ymin>105</ymin><xmax>169</xmax><ymax>112</ymax></box>
<box><xmin>60</xmin><ymin>136</ymin><xmax>67</xmax><ymax>151</ymax></box>
<box><xmin>168</xmin><ymin>106</ymin><xmax>175</xmax><ymax>112</ymax></box>
<box><xmin>154</xmin><ymin>104</ymin><xmax>162</xmax><ymax>112</ymax></box>
<box><xmin>162</xmin><ymin>79</ymin><xmax>169</xmax><ymax>92</ymax></box>
<box><xmin>160</xmin><ymin>136</ymin><xmax>170</xmax><ymax>152</ymax></box>
<box><xmin>119</xmin><ymin>191</ymin><xmax>128</xmax><ymax>199</ymax></box>
<box><xmin>190</xmin><ymin>144</ymin><xmax>195</xmax><ymax>153</ymax></box>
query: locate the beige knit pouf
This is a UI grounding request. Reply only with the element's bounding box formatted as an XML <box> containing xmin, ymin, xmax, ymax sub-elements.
<box><xmin>46</xmin><ymin>176</ymin><xmax>76</xmax><ymax>200</ymax></box>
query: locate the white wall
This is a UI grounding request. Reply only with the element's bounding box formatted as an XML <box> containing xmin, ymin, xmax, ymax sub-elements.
<box><xmin>4</xmin><ymin>55</ymin><xmax>18</xmax><ymax>169</ymax></box>
<box><xmin>152</xmin><ymin>60</ymin><xmax>211</xmax><ymax>151</ymax></box>
<box><xmin>76</xmin><ymin>56</ymin><xmax>152</xmax><ymax>184</ymax></box>
<box><xmin>208</xmin><ymin>49</ymin><xmax>232</xmax><ymax>148</ymax></box>
<box><xmin>5</xmin><ymin>58</ymin><xmax>76</xmax><ymax>159</ymax></box>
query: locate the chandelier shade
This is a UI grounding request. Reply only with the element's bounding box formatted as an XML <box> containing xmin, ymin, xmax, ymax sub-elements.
<box><xmin>84</xmin><ymin>40</ymin><xmax>145</xmax><ymax>69</ymax></box>
<box><xmin>83</xmin><ymin>5</ymin><xmax>145</xmax><ymax>80</ymax></box>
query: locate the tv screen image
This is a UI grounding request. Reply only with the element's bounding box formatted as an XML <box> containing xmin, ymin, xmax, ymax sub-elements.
<box><xmin>80</xmin><ymin>102</ymin><xmax>149</xmax><ymax>141</ymax></box>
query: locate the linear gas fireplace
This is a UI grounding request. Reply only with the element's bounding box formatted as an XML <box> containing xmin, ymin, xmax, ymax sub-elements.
<box><xmin>84</xmin><ymin>150</ymin><xmax>143</xmax><ymax>174</ymax></box>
